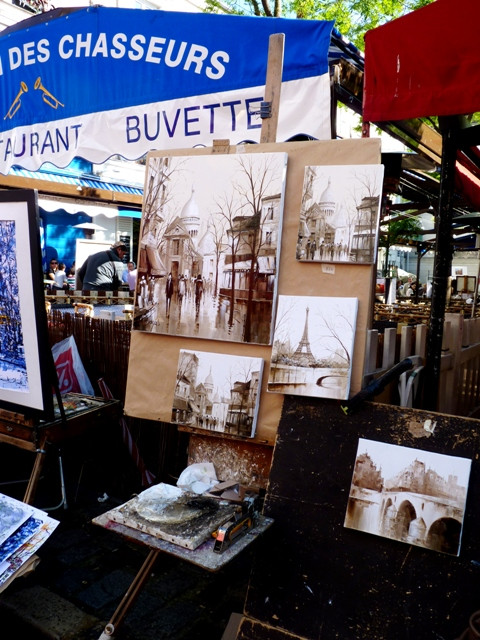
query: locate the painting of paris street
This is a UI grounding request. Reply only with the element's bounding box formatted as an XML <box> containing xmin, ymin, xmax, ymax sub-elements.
<box><xmin>267</xmin><ymin>295</ymin><xmax>358</xmax><ymax>400</ymax></box>
<box><xmin>172</xmin><ymin>349</ymin><xmax>264</xmax><ymax>439</ymax></box>
<box><xmin>134</xmin><ymin>152</ymin><xmax>288</xmax><ymax>345</ymax></box>
<box><xmin>344</xmin><ymin>438</ymin><xmax>472</xmax><ymax>556</ymax></box>
<box><xmin>296</xmin><ymin>164</ymin><xmax>384</xmax><ymax>264</ymax></box>
<box><xmin>0</xmin><ymin>219</ymin><xmax>28</xmax><ymax>393</ymax></box>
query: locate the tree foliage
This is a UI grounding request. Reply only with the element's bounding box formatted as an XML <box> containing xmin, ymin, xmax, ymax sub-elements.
<box><xmin>204</xmin><ymin>0</ymin><xmax>434</xmax><ymax>48</ymax></box>
<box><xmin>379</xmin><ymin>217</ymin><xmax>423</xmax><ymax>276</ymax></box>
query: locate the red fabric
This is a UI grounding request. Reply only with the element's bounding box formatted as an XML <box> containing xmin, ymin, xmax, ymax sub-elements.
<box><xmin>363</xmin><ymin>0</ymin><xmax>480</xmax><ymax>122</ymax></box>
<box><xmin>455</xmin><ymin>162</ymin><xmax>480</xmax><ymax>211</ymax></box>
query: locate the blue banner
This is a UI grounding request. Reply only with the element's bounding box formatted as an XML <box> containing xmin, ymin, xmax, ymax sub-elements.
<box><xmin>0</xmin><ymin>8</ymin><xmax>334</xmax><ymax>173</ymax></box>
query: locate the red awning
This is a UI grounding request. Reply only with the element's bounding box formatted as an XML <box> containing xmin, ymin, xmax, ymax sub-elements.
<box><xmin>363</xmin><ymin>0</ymin><xmax>480</xmax><ymax>123</ymax></box>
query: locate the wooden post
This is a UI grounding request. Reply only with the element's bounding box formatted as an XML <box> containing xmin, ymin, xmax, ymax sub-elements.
<box><xmin>260</xmin><ymin>33</ymin><xmax>285</xmax><ymax>144</ymax></box>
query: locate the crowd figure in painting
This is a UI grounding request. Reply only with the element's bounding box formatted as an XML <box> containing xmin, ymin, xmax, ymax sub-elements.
<box><xmin>136</xmin><ymin>271</ymin><xmax>213</xmax><ymax>321</ymax></box>
<box><xmin>300</xmin><ymin>238</ymin><xmax>350</xmax><ymax>262</ymax></box>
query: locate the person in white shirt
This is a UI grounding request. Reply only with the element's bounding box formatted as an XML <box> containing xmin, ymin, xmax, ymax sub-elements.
<box><xmin>122</xmin><ymin>261</ymin><xmax>137</xmax><ymax>292</ymax></box>
<box><xmin>54</xmin><ymin>262</ymin><xmax>69</xmax><ymax>290</ymax></box>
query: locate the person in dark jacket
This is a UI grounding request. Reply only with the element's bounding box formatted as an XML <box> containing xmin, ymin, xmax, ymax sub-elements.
<box><xmin>76</xmin><ymin>241</ymin><xmax>127</xmax><ymax>291</ymax></box>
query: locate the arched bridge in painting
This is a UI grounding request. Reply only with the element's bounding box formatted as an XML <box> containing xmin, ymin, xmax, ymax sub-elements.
<box><xmin>380</xmin><ymin>490</ymin><xmax>464</xmax><ymax>554</ymax></box>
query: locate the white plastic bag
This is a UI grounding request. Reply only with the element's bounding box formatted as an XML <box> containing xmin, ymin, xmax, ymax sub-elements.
<box><xmin>176</xmin><ymin>462</ymin><xmax>218</xmax><ymax>495</ymax></box>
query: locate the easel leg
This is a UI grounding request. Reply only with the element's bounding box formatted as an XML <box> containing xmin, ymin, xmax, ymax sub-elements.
<box><xmin>43</xmin><ymin>448</ymin><xmax>69</xmax><ymax>511</ymax></box>
<box><xmin>98</xmin><ymin>549</ymin><xmax>160</xmax><ymax>639</ymax></box>
<box><xmin>23</xmin><ymin>446</ymin><xmax>47</xmax><ymax>505</ymax></box>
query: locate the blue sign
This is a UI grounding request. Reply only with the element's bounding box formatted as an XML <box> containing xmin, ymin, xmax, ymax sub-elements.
<box><xmin>0</xmin><ymin>7</ymin><xmax>334</xmax><ymax>173</ymax></box>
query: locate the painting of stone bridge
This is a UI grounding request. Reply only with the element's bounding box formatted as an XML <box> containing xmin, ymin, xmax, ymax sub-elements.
<box><xmin>344</xmin><ymin>438</ymin><xmax>472</xmax><ymax>556</ymax></box>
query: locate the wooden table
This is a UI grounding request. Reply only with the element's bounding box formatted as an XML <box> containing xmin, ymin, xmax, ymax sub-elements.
<box><xmin>92</xmin><ymin>508</ymin><xmax>273</xmax><ymax>639</ymax></box>
<box><xmin>0</xmin><ymin>394</ymin><xmax>120</xmax><ymax>505</ymax></box>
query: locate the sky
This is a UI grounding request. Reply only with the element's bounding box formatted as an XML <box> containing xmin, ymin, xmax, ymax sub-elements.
<box><xmin>273</xmin><ymin>294</ymin><xmax>358</xmax><ymax>361</ymax></box>
<box><xmin>356</xmin><ymin>438</ymin><xmax>472</xmax><ymax>488</ymax></box>
<box><xmin>153</xmin><ymin>152</ymin><xmax>287</xmax><ymax>228</ymax></box>
<box><xmin>179</xmin><ymin>349</ymin><xmax>263</xmax><ymax>398</ymax></box>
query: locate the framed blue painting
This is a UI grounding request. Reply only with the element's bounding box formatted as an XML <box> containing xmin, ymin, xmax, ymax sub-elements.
<box><xmin>0</xmin><ymin>190</ymin><xmax>54</xmax><ymax>420</ymax></box>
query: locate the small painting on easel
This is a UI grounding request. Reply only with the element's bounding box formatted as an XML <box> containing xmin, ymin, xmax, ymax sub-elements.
<box><xmin>296</xmin><ymin>164</ymin><xmax>384</xmax><ymax>264</ymax></box>
<box><xmin>172</xmin><ymin>349</ymin><xmax>263</xmax><ymax>438</ymax></box>
<box><xmin>344</xmin><ymin>438</ymin><xmax>472</xmax><ymax>556</ymax></box>
<box><xmin>267</xmin><ymin>295</ymin><xmax>358</xmax><ymax>400</ymax></box>
<box><xmin>0</xmin><ymin>191</ymin><xmax>54</xmax><ymax>419</ymax></box>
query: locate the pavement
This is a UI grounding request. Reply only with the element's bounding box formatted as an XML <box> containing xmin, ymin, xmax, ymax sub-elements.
<box><xmin>0</xmin><ymin>438</ymin><xmax>252</xmax><ymax>640</ymax></box>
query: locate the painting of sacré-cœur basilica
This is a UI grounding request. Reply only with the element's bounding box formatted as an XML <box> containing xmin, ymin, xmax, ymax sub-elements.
<box><xmin>296</xmin><ymin>164</ymin><xmax>384</xmax><ymax>264</ymax></box>
<box><xmin>134</xmin><ymin>152</ymin><xmax>287</xmax><ymax>345</ymax></box>
<box><xmin>172</xmin><ymin>349</ymin><xmax>263</xmax><ymax>439</ymax></box>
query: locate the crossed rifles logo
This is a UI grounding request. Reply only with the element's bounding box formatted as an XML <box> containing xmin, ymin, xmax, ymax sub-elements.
<box><xmin>4</xmin><ymin>77</ymin><xmax>64</xmax><ymax>119</ymax></box>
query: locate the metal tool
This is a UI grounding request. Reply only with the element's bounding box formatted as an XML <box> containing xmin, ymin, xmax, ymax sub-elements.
<box><xmin>212</xmin><ymin>495</ymin><xmax>259</xmax><ymax>554</ymax></box>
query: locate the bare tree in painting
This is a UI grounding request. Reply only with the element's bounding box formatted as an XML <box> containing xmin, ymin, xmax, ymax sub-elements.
<box><xmin>233</xmin><ymin>155</ymin><xmax>281</xmax><ymax>342</ymax></box>
<box><xmin>225</xmin><ymin>358</ymin><xmax>256</xmax><ymax>436</ymax></box>
<box><xmin>141</xmin><ymin>157</ymin><xmax>184</xmax><ymax>275</ymax></box>
<box><xmin>314</xmin><ymin>304</ymin><xmax>354</xmax><ymax>368</ymax></box>
<box><xmin>270</xmin><ymin>297</ymin><xmax>297</xmax><ymax>363</ymax></box>
<box><xmin>343</xmin><ymin>168</ymin><xmax>382</xmax><ymax>262</ymax></box>
<box><xmin>207</xmin><ymin>215</ymin><xmax>228</xmax><ymax>298</ymax></box>
<box><xmin>214</xmin><ymin>192</ymin><xmax>244</xmax><ymax>328</ymax></box>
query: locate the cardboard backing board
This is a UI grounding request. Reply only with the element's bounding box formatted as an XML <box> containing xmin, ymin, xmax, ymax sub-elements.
<box><xmin>237</xmin><ymin>397</ymin><xmax>480</xmax><ymax>640</ymax></box>
<box><xmin>124</xmin><ymin>138</ymin><xmax>382</xmax><ymax>442</ymax></box>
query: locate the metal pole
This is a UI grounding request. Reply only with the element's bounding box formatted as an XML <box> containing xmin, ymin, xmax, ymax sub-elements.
<box><xmin>422</xmin><ymin>117</ymin><xmax>459</xmax><ymax>410</ymax></box>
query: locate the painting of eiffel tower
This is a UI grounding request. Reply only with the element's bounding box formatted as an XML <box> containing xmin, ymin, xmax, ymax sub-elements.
<box><xmin>292</xmin><ymin>307</ymin><xmax>317</xmax><ymax>367</ymax></box>
<box><xmin>268</xmin><ymin>294</ymin><xmax>358</xmax><ymax>400</ymax></box>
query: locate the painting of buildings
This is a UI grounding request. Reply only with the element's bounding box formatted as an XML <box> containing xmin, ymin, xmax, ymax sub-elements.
<box><xmin>344</xmin><ymin>438</ymin><xmax>472</xmax><ymax>556</ymax></box>
<box><xmin>267</xmin><ymin>295</ymin><xmax>358</xmax><ymax>400</ymax></box>
<box><xmin>296</xmin><ymin>164</ymin><xmax>384</xmax><ymax>264</ymax></box>
<box><xmin>172</xmin><ymin>349</ymin><xmax>263</xmax><ymax>438</ymax></box>
<box><xmin>134</xmin><ymin>151</ymin><xmax>287</xmax><ymax>345</ymax></box>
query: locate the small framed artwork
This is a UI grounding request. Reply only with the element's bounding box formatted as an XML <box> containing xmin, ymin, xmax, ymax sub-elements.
<box><xmin>172</xmin><ymin>349</ymin><xmax>264</xmax><ymax>438</ymax></box>
<box><xmin>296</xmin><ymin>164</ymin><xmax>384</xmax><ymax>264</ymax></box>
<box><xmin>134</xmin><ymin>151</ymin><xmax>288</xmax><ymax>345</ymax></box>
<box><xmin>0</xmin><ymin>190</ymin><xmax>55</xmax><ymax>420</ymax></box>
<box><xmin>344</xmin><ymin>438</ymin><xmax>472</xmax><ymax>556</ymax></box>
<box><xmin>267</xmin><ymin>295</ymin><xmax>358</xmax><ymax>400</ymax></box>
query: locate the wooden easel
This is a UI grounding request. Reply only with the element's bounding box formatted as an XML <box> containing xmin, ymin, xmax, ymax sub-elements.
<box><xmin>0</xmin><ymin>355</ymin><xmax>68</xmax><ymax>506</ymax></box>
<box><xmin>96</xmin><ymin>33</ymin><xmax>286</xmax><ymax>640</ymax></box>
<box><xmin>185</xmin><ymin>32</ymin><xmax>286</xmax><ymax>489</ymax></box>
<box><xmin>260</xmin><ymin>32</ymin><xmax>284</xmax><ymax>144</ymax></box>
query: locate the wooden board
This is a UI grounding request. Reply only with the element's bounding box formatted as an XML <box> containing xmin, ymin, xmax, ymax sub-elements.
<box><xmin>236</xmin><ymin>397</ymin><xmax>480</xmax><ymax>640</ymax></box>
